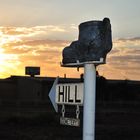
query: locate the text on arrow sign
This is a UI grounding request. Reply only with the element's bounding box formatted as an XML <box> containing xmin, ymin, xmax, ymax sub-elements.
<box><xmin>56</xmin><ymin>83</ymin><xmax>84</xmax><ymax>105</ymax></box>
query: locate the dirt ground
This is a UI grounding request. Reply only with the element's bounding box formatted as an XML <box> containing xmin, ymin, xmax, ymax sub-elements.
<box><xmin>0</xmin><ymin>103</ymin><xmax>140</xmax><ymax>140</ymax></box>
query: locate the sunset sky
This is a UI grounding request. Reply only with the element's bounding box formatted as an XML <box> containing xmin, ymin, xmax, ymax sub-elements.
<box><xmin>0</xmin><ymin>0</ymin><xmax>140</xmax><ymax>80</ymax></box>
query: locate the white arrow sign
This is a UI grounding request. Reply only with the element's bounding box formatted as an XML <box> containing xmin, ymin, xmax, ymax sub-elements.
<box><xmin>49</xmin><ymin>77</ymin><xmax>84</xmax><ymax>112</ymax></box>
<box><xmin>48</xmin><ymin>77</ymin><xmax>59</xmax><ymax>112</ymax></box>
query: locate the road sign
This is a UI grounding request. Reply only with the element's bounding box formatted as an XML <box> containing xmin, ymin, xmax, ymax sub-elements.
<box><xmin>49</xmin><ymin>80</ymin><xmax>82</xmax><ymax>127</ymax></box>
<box><xmin>56</xmin><ymin>83</ymin><xmax>84</xmax><ymax>105</ymax></box>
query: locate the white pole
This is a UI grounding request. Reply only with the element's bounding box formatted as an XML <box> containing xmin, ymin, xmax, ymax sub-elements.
<box><xmin>83</xmin><ymin>63</ymin><xmax>96</xmax><ymax>140</ymax></box>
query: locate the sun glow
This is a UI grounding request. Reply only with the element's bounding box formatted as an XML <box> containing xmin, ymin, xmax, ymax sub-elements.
<box><xmin>0</xmin><ymin>47</ymin><xmax>7</xmax><ymax>63</ymax></box>
<box><xmin>0</xmin><ymin>32</ymin><xmax>21</xmax><ymax>78</ymax></box>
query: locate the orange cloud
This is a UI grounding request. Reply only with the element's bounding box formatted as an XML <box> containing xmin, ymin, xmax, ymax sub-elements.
<box><xmin>0</xmin><ymin>26</ymin><xmax>140</xmax><ymax>80</ymax></box>
<box><xmin>98</xmin><ymin>37</ymin><xmax>140</xmax><ymax>80</ymax></box>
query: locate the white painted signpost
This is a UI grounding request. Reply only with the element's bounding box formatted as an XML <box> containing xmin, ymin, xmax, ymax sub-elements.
<box><xmin>83</xmin><ymin>63</ymin><xmax>96</xmax><ymax>140</ymax></box>
<box><xmin>61</xmin><ymin>59</ymin><xmax>103</xmax><ymax>139</ymax></box>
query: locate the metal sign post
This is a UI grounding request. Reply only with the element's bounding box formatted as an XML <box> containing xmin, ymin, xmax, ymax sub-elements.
<box><xmin>83</xmin><ymin>63</ymin><xmax>96</xmax><ymax>140</ymax></box>
<box><xmin>61</xmin><ymin>59</ymin><xmax>103</xmax><ymax>133</ymax></box>
<box><xmin>60</xmin><ymin>17</ymin><xmax>112</xmax><ymax>139</ymax></box>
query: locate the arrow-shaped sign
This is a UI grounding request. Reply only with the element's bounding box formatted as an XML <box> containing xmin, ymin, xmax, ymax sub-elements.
<box><xmin>48</xmin><ymin>76</ymin><xmax>59</xmax><ymax>112</ymax></box>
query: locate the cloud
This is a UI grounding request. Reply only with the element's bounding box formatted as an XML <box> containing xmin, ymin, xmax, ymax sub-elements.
<box><xmin>113</xmin><ymin>37</ymin><xmax>140</xmax><ymax>49</ymax></box>
<box><xmin>117</xmin><ymin>37</ymin><xmax>140</xmax><ymax>42</ymax></box>
<box><xmin>0</xmin><ymin>25</ymin><xmax>72</xmax><ymax>78</ymax></box>
<box><xmin>0</xmin><ymin>26</ymin><xmax>70</xmax><ymax>62</ymax></box>
<box><xmin>6</xmin><ymin>39</ymin><xmax>69</xmax><ymax>48</ymax></box>
<box><xmin>0</xmin><ymin>26</ymin><xmax>140</xmax><ymax>80</ymax></box>
<box><xmin>98</xmin><ymin>37</ymin><xmax>140</xmax><ymax>80</ymax></box>
<box><xmin>2</xmin><ymin>38</ymin><xmax>68</xmax><ymax>66</ymax></box>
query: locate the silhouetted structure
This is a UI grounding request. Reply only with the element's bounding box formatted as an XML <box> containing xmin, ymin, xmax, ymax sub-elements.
<box><xmin>25</xmin><ymin>66</ymin><xmax>40</xmax><ymax>77</ymax></box>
